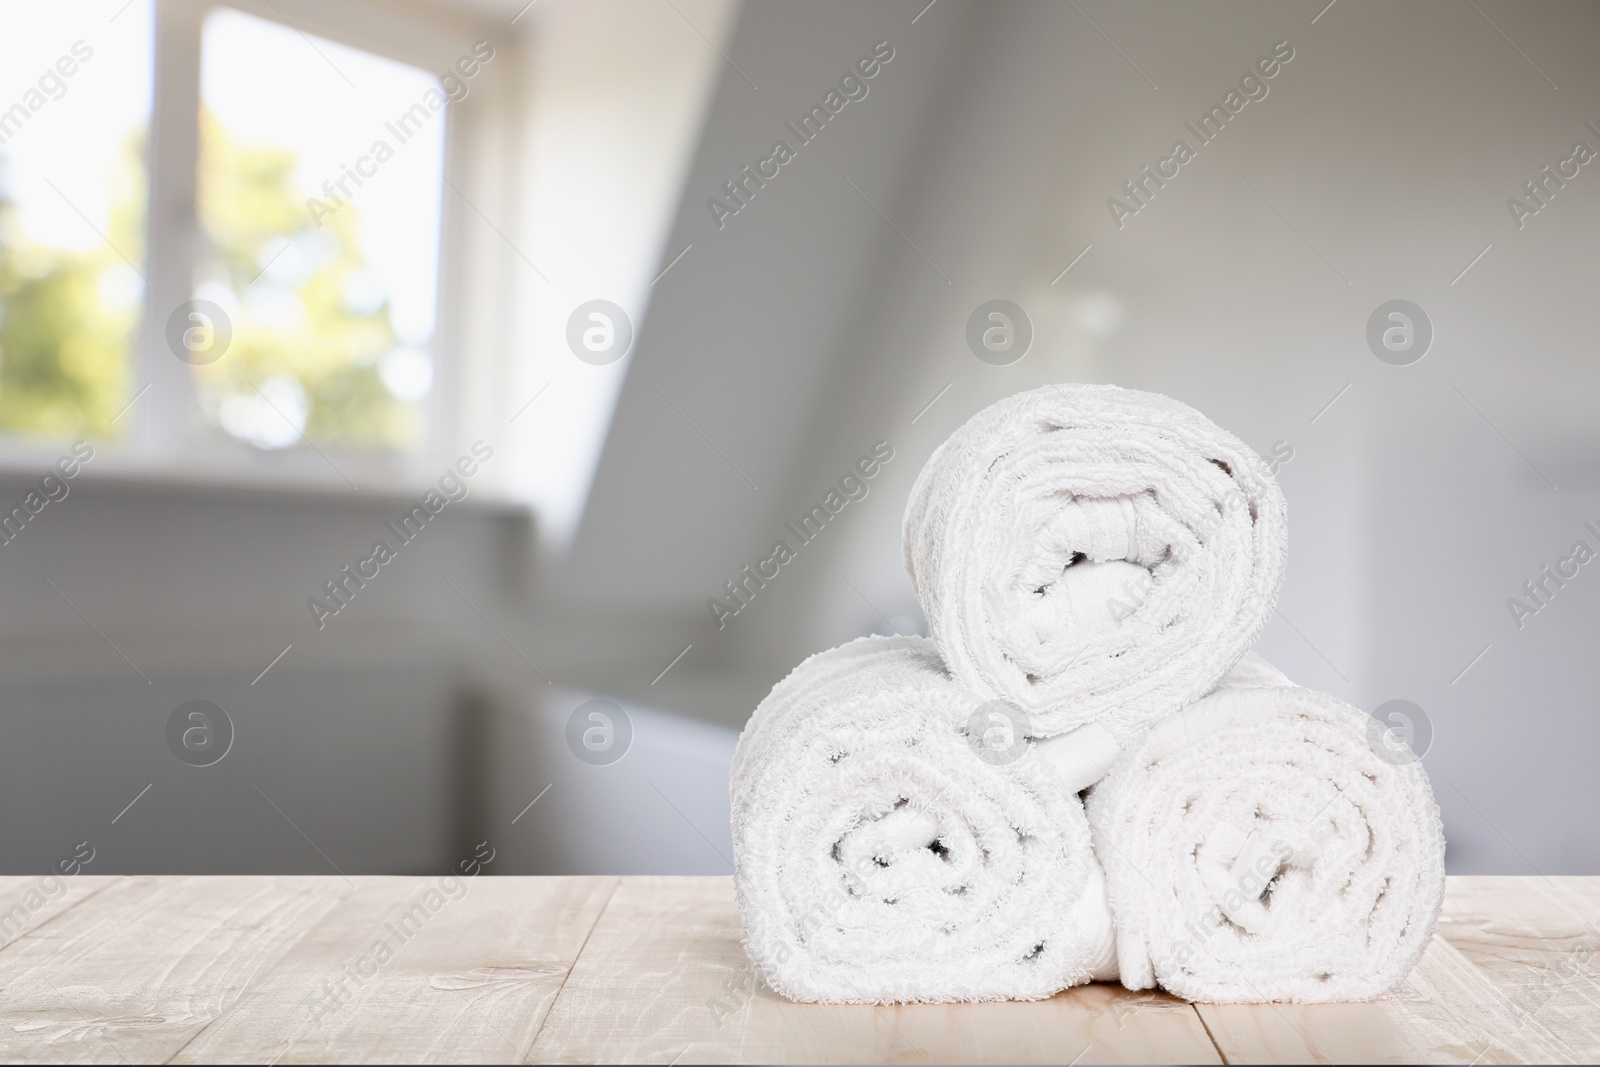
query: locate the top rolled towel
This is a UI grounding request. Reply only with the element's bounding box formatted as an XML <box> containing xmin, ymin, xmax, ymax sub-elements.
<box><xmin>904</xmin><ymin>383</ymin><xmax>1287</xmax><ymax>741</ymax></box>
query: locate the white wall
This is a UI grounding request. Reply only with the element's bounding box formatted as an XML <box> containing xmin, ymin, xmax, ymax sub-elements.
<box><xmin>572</xmin><ymin>0</ymin><xmax>1600</xmax><ymax>875</ymax></box>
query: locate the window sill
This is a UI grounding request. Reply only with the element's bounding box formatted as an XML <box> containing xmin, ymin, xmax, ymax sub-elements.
<box><xmin>0</xmin><ymin>451</ymin><xmax>529</xmax><ymax>517</ymax></box>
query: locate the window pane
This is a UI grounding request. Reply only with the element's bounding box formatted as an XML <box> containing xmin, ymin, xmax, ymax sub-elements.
<box><xmin>196</xmin><ymin>8</ymin><xmax>445</xmax><ymax>452</ymax></box>
<box><xmin>0</xmin><ymin>1</ymin><xmax>151</xmax><ymax>440</ymax></box>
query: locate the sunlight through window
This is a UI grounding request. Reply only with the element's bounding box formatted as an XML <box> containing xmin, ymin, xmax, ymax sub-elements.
<box><xmin>0</xmin><ymin>1</ymin><xmax>151</xmax><ymax>440</ymax></box>
<box><xmin>195</xmin><ymin>8</ymin><xmax>445</xmax><ymax>451</ymax></box>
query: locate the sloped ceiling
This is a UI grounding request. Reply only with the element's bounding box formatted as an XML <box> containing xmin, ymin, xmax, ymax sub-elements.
<box><xmin>560</xmin><ymin>0</ymin><xmax>978</xmax><ymax>612</ymax></box>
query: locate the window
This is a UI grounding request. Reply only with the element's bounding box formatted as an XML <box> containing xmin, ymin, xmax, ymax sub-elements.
<box><xmin>0</xmin><ymin>0</ymin><xmax>504</xmax><ymax>491</ymax></box>
<box><xmin>0</xmin><ymin>0</ymin><xmax>732</xmax><ymax>533</ymax></box>
<box><xmin>0</xmin><ymin>1</ymin><xmax>152</xmax><ymax>441</ymax></box>
<box><xmin>194</xmin><ymin>8</ymin><xmax>445</xmax><ymax>452</ymax></box>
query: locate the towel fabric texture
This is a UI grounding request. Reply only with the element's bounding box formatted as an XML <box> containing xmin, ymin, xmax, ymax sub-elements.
<box><xmin>902</xmin><ymin>383</ymin><xmax>1287</xmax><ymax>744</ymax></box>
<box><xmin>731</xmin><ymin>383</ymin><xmax>1444</xmax><ymax>1007</ymax></box>
<box><xmin>731</xmin><ymin>636</ymin><xmax>1117</xmax><ymax>1003</ymax></box>
<box><xmin>1086</xmin><ymin>654</ymin><xmax>1446</xmax><ymax>1002</ymax></box>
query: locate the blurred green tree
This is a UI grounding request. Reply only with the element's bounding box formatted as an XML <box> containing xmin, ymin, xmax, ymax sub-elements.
<box><xmin>0</xmin><ymin>112</ymin><xmax>419</xmax><ymax>448</ymax></box>
<box><xmin>195</xmin><ymin>108</ymin><xmax>417</xmax><ymax>449</ymax></box>
<box><xmin>0</xmin><ymin>137</ymin><xmax>142</xmax><ymax>439</ymax></box>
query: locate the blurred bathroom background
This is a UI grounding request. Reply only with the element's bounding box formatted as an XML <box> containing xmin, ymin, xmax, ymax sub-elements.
<box><xmin>0</xmin><ymin>0</ymin><xmax>1594</xmax><ymax>877</ymax></box>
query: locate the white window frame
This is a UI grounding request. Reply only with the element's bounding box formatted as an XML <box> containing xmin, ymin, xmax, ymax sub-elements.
<box><xmin>0</xmin><ymin>0</ymin><xmax>518</xmax><ymax>495</ymax></box>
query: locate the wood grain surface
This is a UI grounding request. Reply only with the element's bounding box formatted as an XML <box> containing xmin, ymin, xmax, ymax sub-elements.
<box><xmin>0</xmin><ymin>875</ymin><xmax>1591</xmax><ymax>1064</ymax></box>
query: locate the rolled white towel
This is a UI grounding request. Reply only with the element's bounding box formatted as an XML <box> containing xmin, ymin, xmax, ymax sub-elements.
<box><xmin>903</xmin><ymin>383</ymin><xmax>1287</xmax><ymax>743</ymax></box>
<box><xmin>1086</xmin><ymin>655</ymin><xmax>1446</xmax><ymax>1003</ymax></box>
<box><xmin>732</xmin><ymin>635</ymin><xmax>1117</xmax><ymax>1003</ymax></box>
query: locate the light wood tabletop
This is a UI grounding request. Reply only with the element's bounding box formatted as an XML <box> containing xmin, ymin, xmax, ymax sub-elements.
<box><xmin>0</xmin><ymin>874</ymin><xmax>1593</xmax><ymax>1064</ymax></box>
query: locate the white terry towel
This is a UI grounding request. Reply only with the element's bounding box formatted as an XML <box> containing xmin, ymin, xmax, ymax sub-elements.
<box><xmin>1085</xmin><ymin>655</ymin><xmax>1446</xmax><ymax>1003</ymax></box>
<box><xmin>732</xmin><ymin>635</ymin><xmax>1118</xmax><ymax>1003</ymax></box>
<box><xmin>903</xmin><ymin>383</ymin><xmax>1287</xmax><ymax>746</ymax></box>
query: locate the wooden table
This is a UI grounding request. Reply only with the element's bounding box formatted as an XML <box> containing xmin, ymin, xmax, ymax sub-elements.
<box><xmin>0</xmin><ymin>875</ymin><xmax>1593</xmax><ymax>1063</ymax></box>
